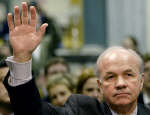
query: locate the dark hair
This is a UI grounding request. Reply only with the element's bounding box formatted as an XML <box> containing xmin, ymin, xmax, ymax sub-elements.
<box><xmin>123</xmin><ymin>35</ymin><xmax>142</xmax><ymax>56</ymax></box>
<box><xmin>143</xmin><ymin>53</ymin><xmax>150</xmax><ymax>63</ymax></box>
<box><xmin>76</xmin><ymin>68</ymin><xmax>97</xmax><ymax>94</ymax></box>
<box><xmin>0</xmin><ymin>60</ymin><xmax>7</xmax><ymax>68</ymax></box>
<box><xmin>44</xmin><ymin>57</ymin><xmax>70</xmax><ymax>76</ymax></box>
<box><xmin>127</xmin><ymin>36</ymin><xmax>138</xmax><ymax>47</ymax></box>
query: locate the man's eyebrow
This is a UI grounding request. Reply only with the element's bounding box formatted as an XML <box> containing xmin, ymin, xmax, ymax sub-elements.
<box><xmin>105</xmin><ymin>72</ymin><xmax>114</xmax><ymax>74</ymax></box>
<box><xmin>124</xmin><ymin>69</ymin><xmax>134</xmax><ymax>73</ymax></box>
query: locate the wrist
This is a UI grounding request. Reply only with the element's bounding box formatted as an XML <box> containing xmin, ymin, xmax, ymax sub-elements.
<box><xmin>13</xmin><ymin>53</ymin><xmax>32</xmax><ymax>63</ymax></box>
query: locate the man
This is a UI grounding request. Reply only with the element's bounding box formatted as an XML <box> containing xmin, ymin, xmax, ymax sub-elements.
<box><xmin>3</xmin><ymin>2</ymin><xmax>150</xmax><ymax>115</ymax></box>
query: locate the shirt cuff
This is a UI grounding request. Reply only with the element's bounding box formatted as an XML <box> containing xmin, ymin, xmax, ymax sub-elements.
<box><xmin>5</xmin><ymin>56</ymin><xmax>32</xmax><ymax>86</ymax></box>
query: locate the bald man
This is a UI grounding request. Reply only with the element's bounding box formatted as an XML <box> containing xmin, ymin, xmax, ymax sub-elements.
<box><xmin>96</xmin><ymin>47</ymin><xmax>145</xmax><ymax>114</ymax></box>
<box><xmin>3</xmin><ymin>2</ymin><xmax>150</xmax><ymax>115</ymax></box>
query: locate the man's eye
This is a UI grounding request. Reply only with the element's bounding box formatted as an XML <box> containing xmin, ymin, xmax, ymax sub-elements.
<box><xmin>126</xmin><ymin>73</ymin><xmax>133</xmax><ymax>77</ymax></box>
<box><xmin>106</xmin><ymin>75</ymin><xmax>114</xmax><ymax>80</ymax></box>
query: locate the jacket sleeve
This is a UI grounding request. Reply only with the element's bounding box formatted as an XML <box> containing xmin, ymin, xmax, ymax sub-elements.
<box><xmin>3</xmin><ymin>72</ymin><xmax>80</xmax><ymax>115</ymax></box>
<box><xmin>3</xmin><ymin>72</ymin><xmax>43</xmax><ymax>115</ymax></box>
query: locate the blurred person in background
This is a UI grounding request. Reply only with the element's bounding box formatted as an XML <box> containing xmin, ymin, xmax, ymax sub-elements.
<box><xmin>122</xmin><ymin>35</ymin><xmax>142</xmax><ymax>56</ymax></box>
<box><xmin>76</xmin><ymin>68</ymin><xmax>103</xmax><ymax>102</ymax></box>
<box><xmin>46</xmin><ymin>73</ymin><xmax>74</xmax><ymax>107</ymax></box>
<box><xmin>137</xmin><ymin>53</ymin><xmax>150</xmax><ymax>108</ymax></box>
<box><xmin>36</xmin><ymin>57</ymin><xmax>70</xmax><ymax>98</ymax></box>
<box><xmin>0</xmin><ymin>1</ymin><xmax>9</xmax><ymax>42</ymax></box>
<box><xmin>44</xmin><ymin>57</ymin><xmax>70</xmax><ymax>77</ymax></box>
<box><xmin>35</xmin><ymin>70</ymin><xmax>48</xmax><ymax>98</ymax></box>
<box><xmin>0</xmin><ymin>61</ymin><xmax>13</xmax><ymax>115</ymax></box>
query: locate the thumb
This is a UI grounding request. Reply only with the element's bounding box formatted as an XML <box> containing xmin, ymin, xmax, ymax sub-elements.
<box><xmin>37</xmin><ymin>23</ymin><xmax>48</xmax><ymax>37</ymax></box>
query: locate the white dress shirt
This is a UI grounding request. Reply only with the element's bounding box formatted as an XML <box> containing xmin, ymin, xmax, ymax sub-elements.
<box><xmin>110</xmin><ymin>106</ymin><xmax>137</xmax><ymax>115</ymax></box>
<box><xmin>6</xmin><ymin>56</ymin><xmax>32</xmax><ymax>86</ymax></box>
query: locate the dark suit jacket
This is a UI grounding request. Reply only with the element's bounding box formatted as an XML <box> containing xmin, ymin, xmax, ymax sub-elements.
<box><xmin>3</xmin><ymin>75</ymin><xmax>150</xmax><ymax>115</ymax></box>
<box><xmin>138</xmin><ymin>92</ymin><xmax>144</xmax><ymax>104</ymax></box>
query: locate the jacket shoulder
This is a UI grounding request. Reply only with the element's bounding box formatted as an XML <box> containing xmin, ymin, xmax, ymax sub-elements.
<box><xmin>64</xmin><ymin>94</ymin><xmax>107</xmax><ymax>115</ymax></box>
<box><xmin>138</xmin><ymin>103</ymin><xmax>150</xmax><ymax>115</ymax></box>
<box><xmin>67</xmin><ymin>94</ymin><xmax>98</xmax><ymax>106</ymax></box>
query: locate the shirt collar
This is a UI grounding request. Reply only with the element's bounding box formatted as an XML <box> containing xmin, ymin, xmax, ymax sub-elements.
<box><xmin>110</xmin><ymin>105</ymin><xmax>137</xmax><ymax>115</ymax></box>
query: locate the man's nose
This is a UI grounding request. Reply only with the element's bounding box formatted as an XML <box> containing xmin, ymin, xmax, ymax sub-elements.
<box><xmin>115</xmin><ymin>76</ymin><xmax>127</xmax><ymax>89</ymax></box>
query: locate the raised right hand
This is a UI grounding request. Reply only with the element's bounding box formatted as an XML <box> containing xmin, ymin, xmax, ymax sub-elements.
<box><xmin>7</xmin><ymin>2</ymin><xmax>48</xmax><ymax>62</ymax></box>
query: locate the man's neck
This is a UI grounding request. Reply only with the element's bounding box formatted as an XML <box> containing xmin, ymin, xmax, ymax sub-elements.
<box><xmin>108</xmin><ymin>102</ymin><xmax>137</xmax><ymax>115</ymax></box>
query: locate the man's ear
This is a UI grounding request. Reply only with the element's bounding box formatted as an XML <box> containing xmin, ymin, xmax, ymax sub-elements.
<box><xmin>140</xmin><ymin>73</ymin><xmax>144</xmax><ymax>91</ymax></box>
<box><xmin>97</xmin><ymin>79</ymin><xmax>102</xmax><ymax>90</ymax></box>
<box><xmin>97</xmin><ymin>79</ymin><xmax>104</xmax><ymax>96</ymax></box>
<box><xmin>97</xmin><ymin>79</ymin><xmax>104</xmax><ymax>101</ymax></box>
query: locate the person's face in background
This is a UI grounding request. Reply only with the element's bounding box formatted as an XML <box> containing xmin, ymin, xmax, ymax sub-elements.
<box><xmin>48</xmin><ymin>84</ymin><xmax>71</xmax><ymax>107</ymax></box>
<box><xmin>97</xmin><ymin>50</ymin><xmax>144</xmax><ymax>108</ymax></box>
<box><xmin>0</xmin><ymin>67</ymin><xmax>9</xmax><ymax>103</ymax></box>
<box><xmin>47</xmin><ymin>63</ymin><xmax>68</xmax><ymax>76</ymax></box>
<box><xmin>143</xmin><ymin>60</ymin><xmax>150</xmax><ymax>89</ymax></box>
<box><xmin>82</xmin><ymin>77</ymin><xmax>101</xmax><ymax>100</ymax></box>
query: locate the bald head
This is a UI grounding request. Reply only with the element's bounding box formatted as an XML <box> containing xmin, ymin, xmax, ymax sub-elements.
<box><xmin>96</xmin><ymin>46</ymin><xmax>143</xmax><ymax>78</ymax></box>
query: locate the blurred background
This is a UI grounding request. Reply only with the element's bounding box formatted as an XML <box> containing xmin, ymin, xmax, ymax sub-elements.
<box><xmin>1</xmin><ymin>0</ymin><xmax>149</xmax><ymax>75</ymax></box>
<box><xmin>0</xmin><ymin>0</ymin><xmax>150</xmax><ymax>77</ymax></box>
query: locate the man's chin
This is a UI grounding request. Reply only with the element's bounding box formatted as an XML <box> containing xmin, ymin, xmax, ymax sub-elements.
<box><xmin>107</xmin><ymin>98</ymin><xmax>132</xmax><ymax>107</ymax></box>
<box><xmin>114</xmin><ymin>99</ymin><xmax>132</xmax><ymax>106</ymax></box>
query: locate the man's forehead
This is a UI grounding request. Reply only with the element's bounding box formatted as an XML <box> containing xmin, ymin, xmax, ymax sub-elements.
<box><xmin>100</xmin><ymin>49</ymin><xmax>138</xmax><ymax>64</ymax></box>
<box><xmin>98</xmin><ymin>49</ymin><xmax>140</xmax><ymax>73</ymax></box>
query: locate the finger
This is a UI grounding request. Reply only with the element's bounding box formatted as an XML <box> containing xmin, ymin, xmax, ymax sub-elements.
<box><xmin>14</xmin><ymin>6</ymin><xmax>21</xmax><ymax>26</ymax></box>
<box><xmin>22</xmin><ymin>2</ymin><xmax>28</xmax><ymax>24</ymax></box>
<box><xmin>30</xmin><ymin>6</ymin><xmax>37</xmax><ymax>28</ymax></box>
<box><xmin>37</xmin><ymin>23</ymin><xmax>48</xmax><ymax>38</ymax></box>
<box><xmin>7</xmin><ymin>13</ymin><xmax>14</xmax><ymax>31</ymax></box>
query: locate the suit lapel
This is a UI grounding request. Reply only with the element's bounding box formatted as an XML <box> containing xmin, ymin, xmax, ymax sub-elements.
<box><xmin>102</xmin><ymin>102</ymin><xmax>112</xmax><ymax>115</ymax></box>
<box><xmin>137</xmin><ymin>103</ymin><xmax>150</xmax><ymax>115</ymax></box>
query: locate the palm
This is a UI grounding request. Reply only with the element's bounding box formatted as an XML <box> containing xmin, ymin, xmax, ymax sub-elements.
<box><xmin>7</xmin><ymin>2</ymin><xmax>48</xmax><ymax>62</ymax></box>
<box><xmin>10</xmin><ymin>25</ymin><xmax>39</xmax><ymax>54</ymax></box>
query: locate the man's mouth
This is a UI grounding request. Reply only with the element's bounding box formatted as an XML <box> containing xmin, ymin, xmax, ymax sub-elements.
<box><xmin>113</xmin><ymin>93</ymin><xmax>130</xmax><ymax>97</ymax></box>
